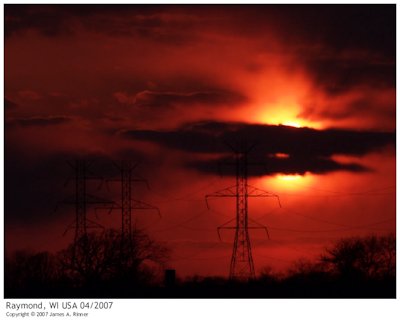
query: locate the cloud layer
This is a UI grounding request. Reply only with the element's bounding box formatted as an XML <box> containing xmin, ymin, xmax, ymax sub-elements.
<box><xmin>124</xmin><ymin>121</ymin><xmax>395</xmax><ymax>176</ymax></box>
<box><xmin>4</xmin><ymin>6</ymin><xmax>395</xmax><ymax>275</ymax></box>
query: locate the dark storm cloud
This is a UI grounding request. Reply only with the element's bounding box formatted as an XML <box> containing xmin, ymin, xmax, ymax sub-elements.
<box><xmin>234</xmin><ymin>5</ymin><xmax>395</xmax><ymax>93</ymax></box>
<box><xmin>274</xmin><ymin>5</ymin><xmax>394</xmax><ymax>58</ymax></box>
<box><xmin>5</xmin><ymin>4</ymin><xmax>198</xmax><ymax>45</ymax></box>
<box><xmin>115</xmin><ymin>90</ymin><xmax>247</xmax><ymax>109</ymax></box>
<box><xmin>304</xmin><ymin>58</ymin><xmax>395</xmax><ymax>95</ymax></box>
<box><xmin>189</xmin><ymin>155</ymin><xmax>367</xmax><ymax>177</ymax></box>
<box><xmin>290</xmin><ymin>5</ymin><xmax>395</xmax><ymax>94</ymax></box>
<box><xmin>5</xmin><ymin>5</ymin><xmax>74</xmax><ymax>38</ymax></box>
<box><xmin>126</xmin><ymin>128</ymin><xmax>217</xmax><ymax>153</ymax></box>
<box><xmin>123</xmin><ymin>121</ymin><xmax>394</xmax><ymax>176</ymax></box>
<box><xmin>124</xmin><ymin>121</ymin><xmax>395</xmax><ymax>156</ymax></box>
<box><xmin>81</xmin><ymin>9</ymin><xmax>198</xmax><ymax>45</ymax></box>
<box><xmin>6</xmin><ymin>5</ymin><xmax>394</xmax><ymax>94</ymax></box>
<box><xmin>6</xmin><ymin>116</ymin><xmax>72</xmax><ymax>127</ymax></box>
<box><xmin>7</xmin><ymin>5</ymin><xmax>394</xmax><ymax>53</ymax></box>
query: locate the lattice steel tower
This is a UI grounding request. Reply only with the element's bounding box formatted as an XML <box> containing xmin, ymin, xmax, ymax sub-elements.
<box><xmin>61</xmin><ymin>160</ymin><xmax>114</xmax><ymax>260</ymax></box>
<box><xmin>206</xmin><ymin>144</ymin><xmax>280</xmax><ymax>280</ymax></box>
<box><xmin>110</xmin><ymin>161</ymin><xmax>160</xmax><ymax>253</ymax></box>
<box><xmin>74</xmin><ymin>160</ymin><xmax>87</xmax><ymax>243</ymax></box>
<box><xmin>120</xmin><ymin>160</ymin><xmax>134</xmax><ymax>245</ymax></box>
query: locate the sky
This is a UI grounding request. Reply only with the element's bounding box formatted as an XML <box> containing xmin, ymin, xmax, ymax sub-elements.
<box><xmin>4</xmin><ymin>4</ymin><xmax>396</xmax><ymax>277</ymax></box>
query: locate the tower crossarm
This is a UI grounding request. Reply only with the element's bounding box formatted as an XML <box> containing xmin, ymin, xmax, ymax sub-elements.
<box><xmin>216</xmin><ymin>217</ymin><xmax>236</xmax><ymax>240</ymax></box>
<box><xmin>99</xmin><ymin>199</ymin><xmax>161</xmax><ymax>217</ymax></box>
<box><xmin>246</xmin><ymin>185</ymin><xmax>282</xmax><ymax>207</ymax></box>
<box><xmin>85</xmin><ymin>218</ymin><xmax>105</xmax><ymax>230</ymax></box>
<box><xmin>63</xmin><ymin>213</ymin><xmax>106</xmax><ymax>235</ymax></box>
<box><xmin>103</xmin><ymin>174</ymin><xmax>150</xmax><ymax>187</ymax></box>
<box><xmin>217</xmin><ymin>217</ymin><xmax>270</xmax><ymax>240</ymax></box>
<box><xmin>248</xmin><ymin>217</ymin><xmax>270</xmax><ymax>239</ymax></box>
<box><xmin>58</xmin><ymin>194</ymin><xmax>114</xmax><ymax>205</ymax></box>
<box><xmin>85</xmin><ymin>193</ymin><xmax>115</xmax><ymax>205</ymax></box>
<box><xmin>205</xmin><ymin>185</ymin><xmax>238</xmax><ymax>209</ymax></box>
<box><xmin>66</xmin><ymin>160</ymin><xmax>107</xmax><ymax>181</ymax></box>
<box><xmin>130</xmin><ymin>199</ymin><xmax>161</xmax><ymax>217</ymax></box>
<box><xmin>130</xmin><ymin>174</ymin><xmax>151</xmax><ymax>189</ymax></box>
<box><xmin>111</xmin><ymin>160</ymin><xmax>138</xmax><ymax>172</ymax></box>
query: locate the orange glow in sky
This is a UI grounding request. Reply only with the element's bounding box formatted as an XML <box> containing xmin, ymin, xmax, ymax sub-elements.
<box><xmin>273</xmin><ymin>174</ymin><xmax>313</xmax><ymax>190</ymax></box>
<box><xmin>253</xmin><ymin>102</ymin><xmax>323</xmax><ymax>129</ymax></box>
<box><xmin>259</xmin><ymin>173</ymin><xmax>316</xmax><ymax>193</ymax></box>
<box><xmin>277</xmin><ymin>174</ymin><xmax>303</xmax><ymax>181</ymax></box>
<box><xmin>281</xmin><ymin>121</ymin><xmax>302</xmax><ymax>128</ymax></box>
<box><xmin>4</xmin><ymin>5</ymin><xmax>395</xmax><ymax>280</ymax></box>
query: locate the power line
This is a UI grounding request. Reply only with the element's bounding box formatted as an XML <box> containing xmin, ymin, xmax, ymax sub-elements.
<box><xmin>150</xmin><ymin>208</ymin><xmax>210</xmax><ymax>233</ymax></box>
<box><xmin>276</xmin><ymin>206</ymin><xmax>395</xmax><ymax>231</ymax></box>
<box><xmin>255</xmin><ymin>254</ymin><xmax>293</xmax><ymax>263</ymax></box>
<box><xmin>275</xmin><ymin>182</ymin><xmax>395</xmax><ymax>197</ymax></box>
<box><xmin>252</xmin><ymin>238</ymin><xmax>317</xmax><ymax>257</ymax></box>
<box><xmin>150</xmin><ymin>179</ymin><xmax>220</xmax><ymax>203</ymax></box>
<box><xmin>281</xmin><ymin>207</ymin><xmax>361</xmax><ymax>228</ymax></box>
<box><xmin>171</xmin><ymin>254</ymin><xmax>230</xmax><ymax>262</ymax></box>
<box><xmin>276</xmin><ymin>191</ymin><xmax>394</xmax><ymax>198</ymax></box>
<box><xmin>266</xmin><ymin>217</ymin><xmax>394</xmax><ymax>234</ymax></box>
<box><xmin>168</xmin><ymin>241</ymin><xmax>227</xmax><ymax>261</ymax></box>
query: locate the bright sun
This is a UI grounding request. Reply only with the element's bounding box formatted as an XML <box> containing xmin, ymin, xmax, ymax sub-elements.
<box><xmin>277</xmin><ymin>174</ymin><xmax>303</xmax><ymax>181</ymax></box>
<box><xmin>281</xmin><ymin>121</ymin><xmax>302</xmax><ymax>128</ymax></box>
<box><xmin>259</xmin><ymin>173</ymin><xmax>314</xmax><ymax>192</ymax></box>
<box><xmin>255</xmin><ymin>102</ymin><xmax>323</xmax><ymax>129</ymax></box>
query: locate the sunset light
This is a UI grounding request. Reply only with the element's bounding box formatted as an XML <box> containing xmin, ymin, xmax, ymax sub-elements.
<box><xmin>258</xmin><ymin>172</ymin><xmax>317</xmax><ymax>193</ymax></box>
<box><xmin>4</xmin><ymin>4</ymin><xmax>395</xmax><ymax>302</ymax></box>
<box><xmin>277</xmin><ymin>174</ymin><xmax>303</xmax><ymax>181</ymax></box>
<box><xmin>256</xmin><ymin>103</ymin><xmax>322</xmax><ymax>129</ymax></box>
<box><xmin>273</xmin><ymin>173</ymin><xmax>314</xmax><ymax>189</ymax></box>
<box><xmin>281</xmin><ymin>121</ymin><xmax>302</xmax><ymax>128</ymax></box>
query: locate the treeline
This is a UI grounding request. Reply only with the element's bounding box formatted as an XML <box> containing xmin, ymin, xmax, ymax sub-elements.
<box><xmin>5</xmin><ymin>233</ymin><xmax>395</xmax><ymax>298</ymax></box>
<box><xmin>175</xmin><ymin>233</ymin><xmax>395</xmax><ymax>298</ymax></box>
<box><xmin>5</xmin><ymin>229</ymin><xmax>169</xmax><ymax>298</ymax></box>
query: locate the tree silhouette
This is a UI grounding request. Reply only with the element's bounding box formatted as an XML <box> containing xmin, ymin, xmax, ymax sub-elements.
<box><xmin>58</xmin><ymin>229</ymin><xmax>170</xmax><ymax>288</ymax></box>
<box><xmin>5</xmin><ymin>250</ymin><xmax>58</xmax><ymax>296</ymax></box>
<box><xmin>5</xmin><ymin>233</ymin><xmax>394</xmax><ymax>298</ymax></box>
<box><xmin>321</xmin><ymin>233</ymin><xmax>395</xmax><ymax>279</ymax></box>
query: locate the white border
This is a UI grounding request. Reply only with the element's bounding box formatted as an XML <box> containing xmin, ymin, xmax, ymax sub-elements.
<box><xmin>1</xmin><ymin>2</ymin><xmax>398</xmax><ymax>322</ymax></box>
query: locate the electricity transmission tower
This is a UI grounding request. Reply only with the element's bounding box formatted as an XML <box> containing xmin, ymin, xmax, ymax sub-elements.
<box><xmin>107</xmin><ymin>161</ymin><xmax>160</xmax><ymax>255</ymax></box>
<box><xmin>206</xmin><ymin>143</ymin><xmax>281</xmax><ymax>280</ymax></box>
<box><xmin>60</xmin><ymin>160</ymin><xmax>114</xmax><ymax>261</ymax></box>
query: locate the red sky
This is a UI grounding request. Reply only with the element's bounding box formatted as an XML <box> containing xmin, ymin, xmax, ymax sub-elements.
<box><xmin>4</xmin><ymin>4</ymin><xmax>395</xmax><ymax>277</ymax></box>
